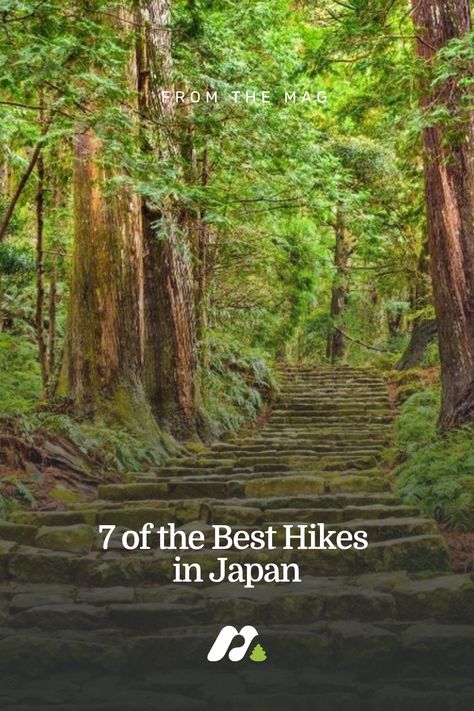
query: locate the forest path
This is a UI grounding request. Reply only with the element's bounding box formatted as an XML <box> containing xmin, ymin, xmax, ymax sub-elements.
<box><xmin>0</xmin><ymin>366</ymin><xmax>473</xmax><ymax>709</ymax></box>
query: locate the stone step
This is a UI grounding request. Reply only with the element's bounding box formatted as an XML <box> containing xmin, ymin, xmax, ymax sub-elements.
<box><xmin>3</xmin><ymin>572</ymin><xmax>474</xmax><ymax>633</ymax></box>
<box><xmin>281</xmin><ymin>376</ymin><xmax>385</xmax><ymax>380</ymax></box>
<box><xmin>277</xmin><ymin>401</ymin><xmax>389</xmax><ymax>409</ymax></box>
<box><xmin>157</xmin><ymin>466</ymin><xmax>247</xmax><ymax>477</ymax></box>
<box><xmin>11</xmin><ymin>492</ymin><xmax>403</xmax><ymax>527</ymax></box>
<box><xmin>230</xmin><ymin>456</ymin><xmax>380</xmax><ymax>472</ymax></box>
<box><xmin>271</xmin><ymin>406</ymin><xmax>390</xmax><ymax>416</ymax></box>
<box><xmin>279</xmin><ymin>375</ymin><xmax>378</xmax><ymax>380</ymax></box>
<box><xmin>233</xmin><ymin>438</ymin><xmax>390</xmax><ymax>449</ymax></box>
<box><xmin>279</xmin><ymin>392</ymin><xmax>385</xmax><ymax>397</ymax></box>
<box><xmin>261</xmin><ymin>504</ymin><xmax>420</xmax><ymax>524</ymax></box>
<box><xmin>1</xmin><ymin>516</ymin><xmax>438</xmax><ymax>556</ymax></box>
<box><xmin>279</xmin><ymin>395</ymin><xmax>388</xmax><ymax>403</ymax></box>
<box><xmin>136</xmin><ymin>467</ymin><xmax>385</xmax><ymax>483</ymax></box>
<box><xmin>269</xmin><ymin>416</ymin><xmax>392</xmax><ymax>425</ymax></box>
<box><xmin>246</xmin><ymin>493</ymin><xmax>400</xmax><ymax>508</ymax></box>
<box><xmin>244</xmin><ymin>475</ymin><xmax>389</xmax><ymax>498</ymax></box>
<box><xmin>278</xmin><ymin>379</ymin><xmax>386</xmax><ymax>385</ymax></box>
<box><xmin>210</xmin><ymin>438</ymin><xmax>388</xmax><ymax>448</ymax></box>
<box><xmin>212</xmin><ymin>503</ymin><xmax>420</xmax><ymax>526</ymax></box>
<box><xmin>0</xmin><ymin>619</ymin><xmax>471</xmax><ymax>680</ymax></box>
<box><xmin>9</xmin><ymin>499</ymin><xmax>412</xmax><ymax>533</ymax></box>
<box><xmin>145</xmin><ymin>489</ymin><xmax>395</xmax><ymax>507</ymax></box>
<box><xmin>166</xmin><ymin>458</ymin><xmax>236</xmax><ymax>469</ymax></box>
<box><xmin>278</xmin><ymin>403</ymin><xmax>388</xmax><ymax>410</ymax></box>
<box><xmin>230</xmin><ymin>438</ymin><xmax>390</xmax><ymax>450</ymax></box>
<box><xmin>92</xmin><ymin>473</ymin><xmax>390</xmax><ymax>503</ymax></box>
<box><xmin>2</xmin><ymin>534</ymin><xmax>450</xmax><ymax>586</ymax></box>
<box><xmin>252</xmin><ymin>441</ymin><xmax>390</xmax><ymax>450</ymax></box>
<box><xmin>279</xmin><ymin>390</ymin><xmax>388</xmax><ymax>398</ymax></box>
<box><xmin>261</xmin><ymin>422</ymin><xmax>392</xmax><ymax>432</ymax></box>
<box><xmin>277</xmin><ymin>390</ymin><xmax>388</xmax><ymax>397</ymax></box>
<box><xmin>271</xmin><ymin>407</ymin><xmax>391</xmax><ymax>416</ymax></box>
<box><xmin>233</xmin><ymin>464</ymin><xmax>381</xmax><ymax>477</ymax></box>
<box><xmin>206</xmin><ymin>452</ymin><xmax>384</xmax><ymax>465</ymax></box>
<box><xmin>280</xmin><ymin>393</ymin><xmax>388</xmax><ymax>401</ymax></box>
<box><xmin>6</xmin><ymin>684</ymin><xmax>473</xmax><ymax>711</ymax></box>
<box><xmin>279</xmin><ymin>377</ymin><xmax>386</xmax><ymax>383</ymax></box>
<box><xmin>280</xmin><ymin>383</ymin><xmax>387</xmax><ymax>390</ymax></box>
<box><xmin>253</xmin><ymin>425</ymin><xmax>391</xmax><ymax>433</ymax></box>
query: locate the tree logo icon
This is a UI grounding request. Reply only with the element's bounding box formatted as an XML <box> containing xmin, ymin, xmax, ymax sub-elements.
<box><xmin>249</xmin><ymin>643</ymin><xmax>267</xmax><ymax>662</ymax></box>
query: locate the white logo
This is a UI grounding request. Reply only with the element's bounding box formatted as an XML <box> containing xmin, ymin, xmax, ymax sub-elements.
<box><xmin>207</xmin><ymin>625</ymin><xmax>259</xmax><ymax>662</ymax></box>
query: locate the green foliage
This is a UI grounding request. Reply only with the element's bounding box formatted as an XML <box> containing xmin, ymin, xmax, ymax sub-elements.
<box><xmin>72</xmin><ymin>422</ymin><xmax>165</xmax><ymax>473</ymax></box>
<box><xmin>395</xmin><ymin>388</ymin><xmax>439</xmax><ymax>454</ymax></box>
<box><xmin>0</xmin><ymin>333</ymin><xmax>41</xmax><ymax>415</ymax></box>
<box><xmin>0</xmin><ymin>493</ymin><xmax>20</xmax><ymax>520</ymax></box>
<box><xmin>430</xmin><ymin>30</ymin><xmax>474</xmax><ymax>137</ymax></box>
<box><xmin>205</xmin><ymin>333</ymin><xmax>276</xmax><ymax>434</ymax></box>
<box><xmin>22</xmin><ymin>412</ymin><xmax>164</xmax><ymax>474</ymax></box>
<box><xmin>421</xmin><ymin>341</ymin><xmax>440</xmax><ymax>368</ymax></box>
<box><xmin>395</xmin><ymin>388</ymin><xmax>474</xmax><ymax>529</ymax></box>
<box><xmin>0</xmin><ymin>476</ymin><xmax>37</xmax><ymax>520</ymax></box>
<box><xmin>12</xmin><ymin>477</ymin><xmax>37</xmax><ymax>508</ymax></box>
<box><xmin>0</xmin><ymin>243</ymin><xmax>35</xmax><ymax>276</ymax></box>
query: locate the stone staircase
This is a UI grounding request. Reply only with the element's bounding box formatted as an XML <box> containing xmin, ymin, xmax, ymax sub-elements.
<box><xmin>0</xmin><ymin>365</ymin><xmax>473</xmax><ymax>710</ymax></box>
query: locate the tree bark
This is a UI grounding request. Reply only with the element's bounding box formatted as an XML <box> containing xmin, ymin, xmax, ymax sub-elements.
<box><xmin>412</xmin><ymin>0</ymin><xmax>474</xmax><ymax>428</ymax></box>
<box><xmin>35</xmin><ymin>151</ymin><xmax>48</xmax><ymax>396</ymax></box>
<box><xmin>137</xmin><ymin>0</ymin><xmax>199</xmax><ymax>438</ymax></box>
<box><xmin>48</xmin><ymin>261</ymin><xmax>57</xmax><ymax>389</ymax></box>
<box><xmin>397</xmin><ymin>318</ymin><xmax>438</xmax><ymax>370</ymax></box>
<box><xmin>194</xmin><ymin>147</ymin><xmax>210</xmax><ymax>377</ymax></box>
<box><xmin>326</xmin><ymin>205</ymin><xmax>350</xmax><ymax>363</ymax></box>
<box><xmin>61</xmin><ymin>127</ymin><xmax>151</xmax><ymax>433</ymax></box>
<box><xmin>397</xmin><ymin>241</ymin><xmax>438</xmax><ymax>370</ymax></box>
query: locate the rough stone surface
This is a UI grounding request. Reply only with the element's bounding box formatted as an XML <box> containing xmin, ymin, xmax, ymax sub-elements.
<box><xmin>0</xmin><ymin>366</ymin><xmax>472</xmax><ymax>705</ymax></box>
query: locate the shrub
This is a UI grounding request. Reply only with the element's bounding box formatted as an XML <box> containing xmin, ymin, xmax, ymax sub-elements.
<box><xmin>205</xmin><ymin>332</ymin><xmax>277</xmax><ymax>434</ymax></box>
<box><xmin>0</xmin><ymin>334</ymin><xmax>41</xmax><ymax>415</ymax></box>
<box><xmin>395</xmin><ymin>388</ymin><xmax>474</xmax><ymax>529</ymax></box>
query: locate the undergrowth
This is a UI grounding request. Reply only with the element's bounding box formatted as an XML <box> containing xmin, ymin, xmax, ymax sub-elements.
<box><xmin>205</xmin><ymin>334</ymin><xmax>277</xmax><ymax>434</ymax></box>
<box><xmin>16</xmin><ymin>412</ymin><xmax>167</xmax><ymax>475</ymax></box>
<box><xmin>395</xmin><ymin>386</ymin><xmax>474</xmax><ymax>530</ymax></box>
<box><xmin>0</xmin><ymin>333</ymin><xmax>41</xmax><ymax>415</ymax></box>
<box><xmin>0</xmin><ymin>330</ymin><xmax>277</xmax><ymax>482</ymax></box>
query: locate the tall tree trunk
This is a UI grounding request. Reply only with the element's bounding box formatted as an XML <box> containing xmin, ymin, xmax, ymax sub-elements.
<box><xmin>137</xmin><ymin>0</ymin><xmax>199</xmax><ymax>439</ymax></box>
<box><xmin>35</xmin><ymin>151</ymin><xmax>48</xmax><ymax>396</ymax></box>
<box><xmin>47</xmin><ymin>261</ymin><xmax>57</xmax><ymax>391</ymax></box>
<box><xmin>195</xmin><ymin>147</ymin><xmax>209</xmax><ymax>377</ymax></box>
<box><xmin>397</xmin><ymin>318</ymin><xmax>438</xmax><ymax>370</ymax></box>
<box><xmin>57</xmin><ymin>5</ymin><xmax>171</xmax><ymax>444</ymax></box>
<box><xmin>60</xmin><ymin>128</ymin><xmax>155</xmax><ymax>436</ymax></box>
<box><xmin>326</xmin><ymin>205</ymin><xmax>350</xmax><ymax>363</ymax></box>
<box><xmin>195</xmin><ymin>216</ymin><xmax>209</xmax><ymax>374</ymax></box>
<box><xmin>397</xmin><ymin>241</ymin><xmax>438</xmax><ymax>370</ymax></box>
<box><xmin>412</xmin><ymin>0</ymin><xmax>474</xmax><ymax>428</ymax></box>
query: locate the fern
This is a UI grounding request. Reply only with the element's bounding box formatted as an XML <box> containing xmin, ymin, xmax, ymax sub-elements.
<box><xmin>395</xmin><ymin>389</ymin><xmax>474</xmax><ymax>529</ymax></box>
